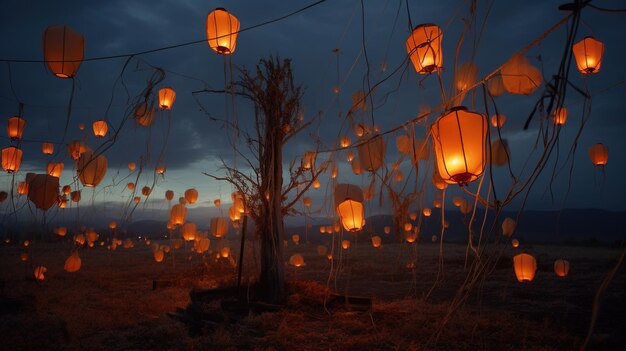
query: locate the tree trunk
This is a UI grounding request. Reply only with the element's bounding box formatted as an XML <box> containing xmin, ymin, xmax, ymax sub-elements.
<box><xmin>258</xmin><ymin>125</ymin><xmax>285</xmax><ymax>303</ymax></box>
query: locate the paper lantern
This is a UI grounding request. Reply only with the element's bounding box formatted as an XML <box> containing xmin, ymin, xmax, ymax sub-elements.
<box><xmin>17</xmin><ymin>181</ymin><xmax>29</xmax><ymax>195</ymax></box>
<box><xmin>513</xmin><ymin>253</ymin><xmax>537</xmax><ymax>282</ymax></box>
<box><xmin>68</xmin><ymin>140</ymin><xmax>88</xmax><ymax>160</ymax></box>
<box><xmin>109</xmin><ymin>221</ymin><xmax>117</xmax><ymax>230</ymax></box>
<box><xmin>158</xmin><ymin>87</ymin><xmax>176</xmax><ymax>110</ymax></box>
<box><xmin>351</xmin><ymin>158</ymin><xmax>363</xmax><ymax>175</ymax></box>
<box><xmin>588</xmin><ymin>143</ymin><xmax>608</xmax><ymax>166</ymax></box>
<box><xmin>406</xmin><ymin>23</ymin><xmax>443</xmax><ymax>74</ymax></box>
<box><xmin>302</xmin><ymin>151</ymin><xmax>316</xmax><ymax>170</ymax></box>
<box><xmin>64</xmin><ymin>252</ymin><xmax>82</xmax><ymax>273</ymax></box>
<box><xmin>331</xmin><ymin>161</ymin><xmax>339</xmax><ymax>179</ymax></box>
<box><xmin>340</xmin><ymin>136</ymin><xmax>351</xmax><ymax>148</ymax></box>
<box><xmin>7</xmin><ymin>116</ymin><xmax>26</xmax><ymax>140</ymax></box>
<box><xmin>572</xmin><ymin>36</ymin><xmax>604</xmax><ymax>74</ymax></box>
<box><xmin>511</xmin><ymin>239</ymin><xmax>520</xmax><ymax>248</ymax></box>
<box><xmin>303</xmin><ymin>197</ymin><xmax>312</xmax><ymax>208</ymax></box>
<box><xmin>58</xmin><ymin>196</ymin><xmax>67</xmax><ymax>209</ymax></box>
<box><xmin>62</xmin><ymin>185</ymin><xmax>71</xmax><ymax>195</ymax></box>
<box><xmin>501</xmin><ymin>55</ymin><xmax>542</xmax><ymax>95</ymax></box>
<box><xmin>341</xmin><ymin>240</ymin><xmax>350</xmax><ymax>250</ymax></box>
<box><xmin>77</xmin><ymin>150</ymin><xmax>108</xmax><ymax>187</ymax></box>
<box><xmin>184</xmin><ymin>188</ymin><xmax>198</xmax><ymax>204</ymax></box>
<box><xmin>210</xmin><ymin>217</ymin><xmax>229</xmax><ymax>238</ymax></box>
<box><xmin>220</xmin><ymin>247</ymin><xmax>231</xmax><ymax>258</ymax></box>
<box><xmin>154</xmin><ymin>249</ymin><xmax>165</xmax><ymax>263</ymax></box>
<box><xmin>128</xmin><ymin>162</ymin><xmax>136</xmax><ymax>171</ymax></box>
<box><xmin>553</xmin><ymin>107</ymin><xmax>568</xmax><ymax>125</ymax></box>
<box><xmin>490</xmin><ymin>139</ymin><xmax>510</xmax><ymax>166</ymax></box>
<box><xmin>289</xmin><ymin>254</ymin><xmax>305</xmax><ymax>267</ymax></box>
<box><xmin>312</xmin><ymin>179</ymin><xmax>321</xmax><ymax>189</ymax></box>
<box><xmin>127</xmin><ymin>183</ymin><xmax>135</xmax><ymax>191</ymax></box>
<box><xmin>170</xmin><ymin>204</ymin><xmax>187</xmax><ymax>226</ymax></box>
<box><xmin>554</xmin><ymin>259</ymin><xmax>570</xmax><ymax>277</ymax></box>
<box><xmin>92</xmin><ymin>120</ymin><xmax>108</xmax><ymax>138</ymax></box>
<box><xmin>206</xmin><ymin>8</ymin><xmax>240</xmax><ymax>55</ymax></box>
<box><xmin>357</xmin><ymin>134</ymin><xmax>386</xmax><ymax>171</ymax></box>
<box><xmin>47</xmin><ymin>162</ymin><xmax>64</xmax><ymax>177</ymax></box>
<box><xmin>334</xmin><ymin>184</ymin><xmax>365</xmax><ymax>232</ymax></box>
<box><xmin>34</xmin><ymin>266</ymin><xmax>47</xmax><ymax>281</ymax></box>
<box><xmin>455</xmin><ymin>62</ymin><xmax>478</xmax><ymax>91</ymax></box>
<box><xmin>182</xmin><ymin>222</ymin><xmax>197</xmax><ymax>241</ymax></box>
<box><xmin>43</xmin><ymin>25</ymin><xmax>84</xmax><ymax>78</ymax></box>
<box><xmin>422</xmin><ymin>208</ymin><xmax>432</xmax><ymax>217</ymax></box>
<box><xmin>2</xmin><ymin>146</ymin><xmax>23</xmax><ymax>173</ymax></box>
<box><xmin>165</xmin><ymin>190</ymin><xmax>174</xmax><ymax>201</ymax></box>
<box><xmin>155</xmin><ymin>165</ymin><xmax>166</xmax><ymax>175</ymax></box>
<box><xmin>141</xmin><ymin>186</ymin><xmax>151</xmax><ymax>196</ymax></box>
<box><xmin>488</xmin><ymin>73</ymin><xmax>506</xmax><ymax>96</ymax></box>
<box><xmin>42</xmin><ymin>143</ymin><xmax>54</xmax><ymax>155</ymax></box>
<box><xmin>431</xmin><ymin>107</ymin><xmax>487</xmax><ymax>185</ymax></box>
<box><xmin>27</xmin><ymin>173</ymin><xmax>60</xmax><ymax>211</ymax></box>
<box><xmin>371</xmin><ymin>236</ymin><xmax>382</xmax><ymax>248</ymax></box>
<box><xmin>291</xmin><ymin>234</ymin><xmax>300</xmax><ymax>245</ymax></box>
<box><xmin>133</xmin><ymin>196</ymin><xmax>141</xmax><ymax>204</ymax></box>
<box><xmin>502</xmin><ymin>217</ymin><xmax>516</xmax><ymax>237</ymax></box>
<box><xmin>71</xmin><ymin>190</ymin><xmax>81</xmax><ymax>203</ymax></box>
<box><xmin>491</xmin><ymin>114</ymin><xmax>506</xmax><ymax>128</ymax></box>
<box><xmin>134</xmin><ymin>103</ymin><xmax>155</xmax><ymax>127</ymax></box>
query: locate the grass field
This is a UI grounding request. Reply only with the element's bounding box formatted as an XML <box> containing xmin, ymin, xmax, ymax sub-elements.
<box><xmin>0</xmin><ymin>237</ymin><xmax>624</xmax><ymax>350</ymax></box>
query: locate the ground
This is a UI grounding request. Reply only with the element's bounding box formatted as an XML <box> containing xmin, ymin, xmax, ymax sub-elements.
<box><xmin>0</xmin><ymin>237</ymin><xmax>624</xmax><ymax>350</ymax></box>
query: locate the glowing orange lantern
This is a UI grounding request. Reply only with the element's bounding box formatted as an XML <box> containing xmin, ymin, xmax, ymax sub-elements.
<box><xmin>513</xmin><ymin>253</ymin><xmax>537</xmax><ymax>283</ymax></box>
<box><xmin>340</xmin><ymin>136</ymin><xmax>351</xmax><ymax>148</ymax></box>
<box><xmin>41</xmin><ymin>143</ymin><xmax>54</xmax><ymax>155</ymax></box>
<box><xmin>491</xmin><ymin>114</ymin><xmax>506</xmax><ymax>128</ymax></box>
<box><xmin>553</xmin><ymin>107</ymin><xmax>567</xmax><ymax>125</ymax></box>
<box><xmin>155</xmin><ymin>164</ymin><xmax>166</xmax><ymax>175</ymax></box>
<box><xmin>371</xmin><ymin>236</ymin><xmax>382</xmax><ymax>248</ymax></box>
<box><xmin>572</xmin><ymin>36</ymin><xmax>604</xmax><ymax>74</ymax></box>
<box><xmin>7</xmin><ymin>116</ymin><xmax>26</xmax><ymax>140</ymax></box>
<box><xmin>302</xmin><ymin>151</ymin><xmax>316</xmax><ymax>170</ymax></box>
<box><xmin>406</xmin><ymin>23</ymin><xmax>443</xmax><ymax>74</ymax></box>
<box><xmin>17</xmin><ymin>181</ymin><xmax>29</xmax><ymax>195</ymax></box>
<box><xmin>588</xmin><ymin>143</ymin><xmax>608</xmax><ymax>166</ymax></box>
<box><xmin>47</xmin><ymin>162</ymin><xmax>64</xmax><ymax>177</ymax></box>
<box><xmin>206</xmin><ymin>8</ymin><xmax>240</xmax><ymax>55</ymax></box>
<box><xmin>141</xmin><ymin>186</ymin><xmax>151</xmax><ymax>196</ymax></box>
<box><xmin>71</xmin><ymin>190</ymin><xmax>81</xmax><ymax>203</ymax></box>
<box><xmin>184</xmin><ymin>188</ymin><xmax>198</xmax><ymax>204</ymax></box>
<box><xmin>165</xmin><ymin>190</ymin><xmax>174</xmax><ymax>201</ymax></box>
<box><xmin>170</xmin><ymin>204</ymin><xmax>187</xmax><ymax>226</ymax></box>
<box><xmin>77</xmin><ymin>151</ymin><xmax>108</xmax><ymax>187</ymax></box>
<box><xmin>62</xmin><ymin>185</ymin><xmax>71</xmax><ymax>195</ymax></box>
<box><xmin>134</xmin><ymin>103</ymin><xmax>155</xmax><ymax>127</ymax></box>
<box><xmin>422</xmin><ymin>208</ymin><xmax>432</xmax><ymax>217</ymax></box>
<box><xmin>554</xmin><ymin>259</ymin><xmax>570</xmax><ymax>277</ymax></box>
<box><xmin>158</xmin><ymin>87</ymin><xmax>176</xmax><ymax>110</ymax></box>
<box><xmin>92</xmin><ymin>120</ymin><xmax>108</xmax><ymax>138</ymax></box>
<box><xmin>431</xmin><ymin>107</ymin><xmax>487</xmax><ymax>185</ymax></box>
<box><xmin>358</xmin><ymin>134</ymin><xmax>386</xmax><ymax>171</ymax></box>
<box><xmin>341</xmin><ymin>240</ymin><xmax>350</xmax><ymax>250</ymax></box>
<box><xmin>2</xmin><ymin>146</ymin><xmax>23</xmax><ymax>173</ymax></box>
<box><xmin>334</xmin><ymin>184</ymin><xmax>365</xmax><ymax>232</ymax></box>
<box><xmin>68</xmin><ymin>140</ymin><xmax>88</xmax><ymax>160</ymax></box>
<box><xmin>43</xmin><ymin>25</ymin><xmax>84</xmax><ymax>78</ymax></box>
<box><xmin>210</xmin><ymin>217</ymin><xmax>229</xmax><ymax>238</ymax></box>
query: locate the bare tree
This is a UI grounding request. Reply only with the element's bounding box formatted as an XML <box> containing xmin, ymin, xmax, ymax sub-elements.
<box><xmin>204</xmin><ymin>57</ymin><xmax>326</xmax><ymax>303</ymax></box>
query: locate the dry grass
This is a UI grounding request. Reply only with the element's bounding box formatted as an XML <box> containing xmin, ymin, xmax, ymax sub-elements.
<box><xmin>0</xmin><ymin>239</ymin><xmax>624</xmax><ymax>350</ymax></box>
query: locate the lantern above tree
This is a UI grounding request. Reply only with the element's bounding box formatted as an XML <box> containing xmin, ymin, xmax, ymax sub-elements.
<box><xmin>7</xmin><ymin>116</ymin><xmax>26</xmax><ymax>140</ymax></box>
<box><xmin>572</xmin><ymin>36</ymin><xmax>604</xmax><ymax>74</ymax></box>
<box><xmin>431</xmin><ymin>107</ymin><xmax>487</xmax><ymax>185</ymax></box>
<box><xmin>43</xmin><ymin>25</ymin><xmax>84</xmax><ymax>78</ymax></box>
<box><xmin>206</xmin><ymin>8</ymin><xmax>240</xmax><ymax>55</ymax></box>
<box><xmin>406</xmin><ymin>23</ymin><xmax>443</xmax><ymax>74</ymax></box>
<box><xmin>158</xmin><ymin>87</ymin><xmax>176</xmax><ymax>110</ymax></box>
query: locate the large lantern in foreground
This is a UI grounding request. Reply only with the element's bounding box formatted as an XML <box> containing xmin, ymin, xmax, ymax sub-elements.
<box><xmin>572</xmin><ymin>36</ymin><xmax>604</xmax><ymax>74</ymax></box>
<box><xmin>431</xmin><ymin>107</ymin><xmax>487</xmax><ymax>185</ymax></box>
<box><xmin>406</xmin><ymin>23</ymin><xmax>443</xmax><ymax>74</ymax></box>
<box><xmin>513</xmin><ymin>253</ymin><xmax>537</xmax><ymax>283</ymax></box>
<box><xmin>334</xmin><ymin>184</ymin><xmax>365</xmax><ymax>232</ymax></box>
<box><xmin>206</xmin><ymin>8</ymin><xmax>240</xmax><ymax>55</ymax></box>
<box><xmin>2</xmin><ymin>146</ymin><xmax>23</xmax><ymax>173</ymax></box>
<box><xmin>43</xmin><ymin>25</ymin><xmax>84</xmax><ymax>78</ymax></box>
<box><xmin>158</xmin><ymin>87</ymin><xmax>176</xmax><ymax>110</ymax></box>
<box><xmin>76</xmin><ymin>150</ymin><xmax>107</xmax><ymax>187</ymax></box>
<box><xmin>588</xmin><ymin>143</ymin><xmax>608</xmax><ymax>166</ymax></box>
<box><xmin>7</xmin><ymin>116</ymin><xmax>26</xmax><ymax>140</ymax></box>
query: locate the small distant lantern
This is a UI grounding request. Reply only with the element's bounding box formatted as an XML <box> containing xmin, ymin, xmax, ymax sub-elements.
<box><xmin>142</xmin><ymin>186</ymin><xmax>152</xmax><ymax>196</ymax></box>
<box><xmin>206</xmin><ymin>8</ymin><xmax>240</xmax><ymax>55</ymax></box>
<box><xmin>431</xmin><ymin>106</ymin><xmax>487</xmax><ymax>185</ymax></box>
<box><xmin>422</xmin><ymin>208</ymin><xmax>432</xmax><ymax>217</ymax></box>
<box><xmin>92</xmin><ymin>120</ymin><xmax>108</xmax><ymax>138</ymax></box>
<box><xmin>47</xmin><ymin>162</ymin><xmax>64</xmax><ymax>177</ymax></box>
<box><xmin>554</xmin><ymin>259</ymin><xmax>570</xmax><ymax>277</ymax></box>
<box><xmin>491</xmin><ymin>114</ymin><xmax>506</xmax><ymax>128</ymax></box>
<box><xmin>155</xmin><ymin>164</ymin><xmax>166</xmax><ymax>175</ymax></box>
<box><xmin>340</xmin><ymin>136</ymin><xmax>351</xmax><ymax>148</ymax></box>
<box><xmin>588</xmin><ymin>143</ymin><xmax>608</xmax><ymax>166</ymax></box>
<box><xmin>43</xmin><ymin>25</ymin><xmax>84</xmax><ymax>78</ymax></box>
<box><xmin>165</xmin><ymin>190</ymin><xmax>174</xmax><ymax>201</ymax></box>
<box><xmin>158</xmin><ymin>87</ymin><xmax>176</xmax><ymax>110</ymax></box>
<box><xmin>2</xmin><ymin>146</ymin><xmax>23</xmax><ymax>173</ymax></box>
<box><xmin>312</xmin><ymin>179</ymin><xmax>321</xmax><ymax>189</ymax></box>
<box><xmin>42</xmin><ymin>143</ymin><xmax>54</xmax><ymax>155</ymax></box>
<box><xmin>553</xmin><ymin>107</ymin><xmax>568</xmax><ymax>125</ymax></box>
<box><xmin>302</xmin><ymin>151</ymin><xmax>316</xmax><ymax>170</ymax></box>
<box><xmin>406</xmin><ymin>23</ymin><xmax>443</xmax><ymax>74</ymax></box>
<box><xmin>17</xmin><ymin>181</ymin><xmax>29</xmax><ymax>195</ymax></box>
<box><xmin>371</xmin><ymin>236</ymin><xmax>382</xmax><ymax>248</ymax></box>
<box><xmin>184</xmin><ymin>188</ymin><xmax>199</xmax><ymax>204</ymax></box>
<box><xmin>170</xmin><ymin>204</ymin><xmax>187</xmax><ymax>226</ymax></box>
<box><xmin>511</xmin><ymin>239</ymin><xmax>520</xmax><ymax>248</ymax></box>
<box><xmin>7</xmin><ymin>116</ymin><xmax>26</xmax><ymax>140</ymax></box>
<box><xmin>513</xmin><ymin>253</ymin><xmax>537</xmax><ymax>283</ymax></box>
<box><xmin>572</xmin><ymin>36</ymin><xmax>604</xmax><ymax>74</ymax></box>
<box><xmin>341</xmin><ymin>240</ymin><xmax>350</xmax><ymax>250</ymax></box>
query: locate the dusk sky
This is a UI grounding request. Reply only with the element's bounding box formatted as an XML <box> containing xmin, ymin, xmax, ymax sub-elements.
<box><xmin>1</xmin><ymin>0</ymin><xmax>626</xmax><ymax>225</ymax></box>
